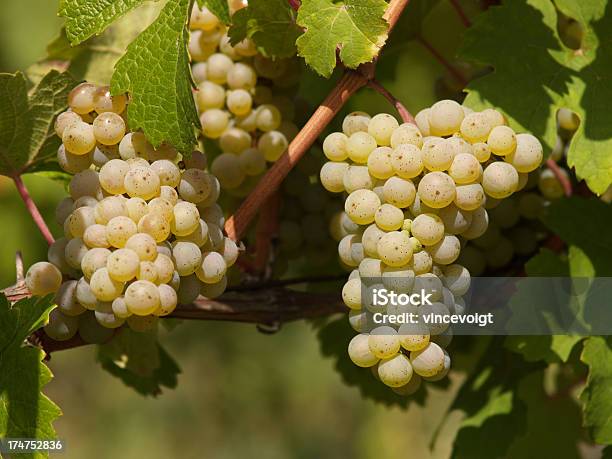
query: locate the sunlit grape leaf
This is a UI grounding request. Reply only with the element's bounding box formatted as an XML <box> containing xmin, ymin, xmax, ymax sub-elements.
<box><xmin>460</xmin><ymin>0</ymin><xmax>612</xmax><ymax>194</ymax></box>
<box><xmin>580</xmin><ymin>336</ymin><xmax>612</xmax><ymax>443</ymax></box>
<box><xmin>0</xmin><ymin>294</ymin><xmax>61</xmax><ymax>450</ymax></box>
<box><xmin>97</xmin><ymin>328</ymin><xmax>180</xmax><ymax>396</ymax></box>
<box><xmin>0</xmin><ymin>71</ymin><xmax>76</xmax><ymax>178</ymax></box>
<box><xmin>111</xmin><ymin>0</ymin><xmax>200</xmax><ymax>155</ymax></box>
<box><xmin>29</xmin><ymin>3</ymin><xmax>163</xmax><ymax>87</ymax></box>
<box><xmin>449</xmin><ymin>338</ymin><xmax>543</xmax><ymax>459</ymax></box>
<box><xmin>196</xmin><ymin>0</ymin><xmax>230</xmax><ymax>24</ymax></box>
<box><xmin>228</xmin><ymin>0</ymin><xmax>301</xmax><ymax>58</ymax></box>
<box><xmin>296</xmin><ymin>0</ymin><xmax>389</xmax><ymax>77</ymax></box>
<box><xmin>59</xmin><ymin>0</ymin><xmax>154</xmax><ymax>44</ymax></box>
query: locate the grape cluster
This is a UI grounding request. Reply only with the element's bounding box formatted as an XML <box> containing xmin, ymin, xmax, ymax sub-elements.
<box><xmin>319</xmin><ymin>100</ymin><xmax>543</xmax><ymax>394</ymax></box>
<box><xmin>189</xmin><ymin>4</ymin><xmax>300</xmax><ymax>197</ymax></box>
<box><xmin>25</xmin><ymin>82</ymin><xmax>238</xmax><ymax>343</ymax></box>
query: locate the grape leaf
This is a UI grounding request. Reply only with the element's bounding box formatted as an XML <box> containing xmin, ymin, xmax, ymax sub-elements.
<box><xmin>296</xmin><ymin>0</ymin><xmax>389</xmax><ymax>77</ymax></box>
<box><xmin>0</xmin><ymin>295</ymin><xmax>61</xmax><ymax>452</ymax></box>
<box><xmin>111</xmin><ymin>0</ymin><xmax>200</xmax><ymax>155</ymax></box>
<box><xmin>505</xmin><ymin>371</ymin><xmax>584</xmax><ymax>458</ymax></box>
<box><xmin>580</xmin><ymin>336</ymin><xmax>612</xmax><ymax>443</ymax></box>
<box><xmin>196</xmin><ymin>0</ymin><xmax>230</xmax><ymax>24</ymax></box>
<box><xmin>0</xmin><ymin>71</ymin><xmax>76</xmax><ymax>178</ymax></box>
<box><xmin>97</xmin><ymin>327</ymin><xmax>180</xmax><ymax>396</ymax></box>
<box><xmin>229</xmin><ymin>0</ymin><xmax>301</xmax><ymax>58</ymax></box>
<box><xmin>460</xmin><ymin>0</ymin><xmax>612</xmax><ymax>194</ymax></box>
<box><xmin>449</xmin><ymin>338</ymin><xmax>543</xmax><ymax>459</ymax></box>
<box><xmin>32</xmin><ymin>4</ymin><xmax>162</xmax><ymax>87</ymax></box>
<box><xmin>59</xmin><ymin>0</ymin><xmax>153</xmax><ymax>44</ymax></box>
<box><xmin>504</xmin><ymin>249</ymin><xmax>582</xmax><ymax>363</ymax></box>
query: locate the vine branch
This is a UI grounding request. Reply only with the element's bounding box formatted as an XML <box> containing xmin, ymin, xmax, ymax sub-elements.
<box><xmin>224</xmin><ymin>0</ymin><xmax>411</xmax><ymax>241</ymax></box>
<box><xmin>13</xmin><ymin>175</ymin><xmax>55</xmax><ymax>246</ymax></box>
<box><xmin>449</xmin><ymin>0</ymin><xmax>472</xmax><ymax>27</ymax></box>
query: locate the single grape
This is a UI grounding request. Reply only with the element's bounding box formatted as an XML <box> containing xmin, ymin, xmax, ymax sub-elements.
<box><xmin>411</xmin><ymin>213</ymin><xmax>445</xmax><ymax>246</ymax></box>
<box><xmin>367</xmin><ymin>146</ymin><xmax>394</xmax><ymax>179</ymax></box>
<box><xmin>345</xmin><ymin>189</ymin><xmax>381</xmax><ymax>225</ymax></box>
<box><xmin>368</xmin><ymin>113</ymin><xmax>399</xmax><ymax>146</ymax></box>
<box><xmin>378</xmin><ymin>354</ymin><xmax>414</xmax><ymax>388</ymax></box>
<box><xmin>201</xmin><ymin>109</ymin><xmax>230</xmax><ymax>138</ymax></box>
<box><xmin>124</xmin><ymin>166</ymin><xmax>161</xmax><ymax>200</ymax></box>
<box><xmin>448</xmin><ymin>153</ymin><xmax>482</xmax><ymax>184</ymax></box>
<box><xmin>369</xmin><ymin>326</ymin><xmax>401</xmax><ymax>358</ymax></box>
<box><xmin>93</xmin><ymin>112</ymin><xmax>126</xmax><ymax>145</ymax></box>
<box><xmin>428</xmin><ymin>100</ymin><xmax>464</xmax><ymax>136</ymax></box>
<box><xmin>57</xmin><ymin>144</ymin><xmax>93</xmax><ymax>173</ymax></box>
<box><xmin>390</xmin><ymin>123</ymin><xmax>423</xmax><ymax>149</ymax></box>
<box><xmin>482</xmin><ymin>162</ymin><xmax>519</xmax><ymax>199</ymax></box>
<box><xmin>125</xmin><ymin>280</ymin><xmax>160</xmax><ymax>316</ymax></box>
<box><xmin>487</xmin><ymin>125</ymin><xmax>517</xmax><ymax>156</ymax></box>
<box><xmin>107</xmin><ymin>215</ymin><xmax>138</xmax><ymax>248</ymax></box>
<box><xmin>89</xmin><ymin>267</ymin><xmax>124</xmax><ymax>301</ymax></box>
<box><xmin>377</xmin><ymin>231</ymin><xmax>413</xmax><ymax>267</ymax></box>
<box><xmin>26</xmin><ymin>262</ymin><xmax>62</xmax><ymax>296</ymax></box>
<box><xmin>63</xmin><ymin>121</ymin><xmax>96</xmax><ymax>155</ymax></box>
<box><xmin>348</xmin><ymin>334</ymin><xmax>379</xmax><ymax>367</ymax></box>
<box><xmin>258</xmin><ymin>131</ymin><xmax>288</xmax><ymax>162</ymax></box>
<box><xmin>374</xmin><ymin>203</ymin><xmax>404</xmax><ymax>231</ymax></box>
<box><xmin>125</xmin><ymin>233</ymin><xmax>158</xmax><ymax>261</ymax></box>
<box><xmin>44</xmin><ymin>309</ymin><xmax>79</xmax><ymax>341</ymax></box>
<box><xmin>347</xmin><ymin>131</ymin><xmax>377</xmax><ymax>164</ymax></box>
<box><xmin>320</xmin><ymin>161</ymin><xmax>349</xmax><ymax>193</ymax></box>
<box><xmin>68</xmin><ymin>83</ymin><xmax>96</xmax><ymax>114</ymax></box>
<box><xmin>93</xmin><ymin>85</ymin><xmax>127</xmax><ymax>114</ymax></box>
<box><xmin>342</xmin><ymin>112</ymin><xmax>371</xmax><ymax>136</ymax></box>
<box><xmin>81</xmin><ymin>247</ymin><xmax>111</xmax><ymax>279</ymax></box>
<box><xmin>418</xmin><ymin>172</ymin><xmax>456</xmax><ymax>208</ymax></box>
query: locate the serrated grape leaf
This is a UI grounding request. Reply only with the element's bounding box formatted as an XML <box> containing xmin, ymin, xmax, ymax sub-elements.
<box><xmin>59</xmin><ymin>0</ymin><xmax>154</xmax><ymax>44</ymax></box>
<box><xmin>460</xmin><ymin>0</ymin><xmax>612</xmax><ymax>194</ymax></box>
<box><xmin>29</xmin><ymin>3</ymin><xmax>163</xmax><ymax>87</ymax></box>
<box><xmin>0</xmin><ymin>295</ymin><xmax>61</xmax><ymax>451</ymax></box>
<box><xmin>0</xmin><ymin>71</ymin><xmax>76</xmax><ymax>178</ymax></box>
<box><xmin>296</xmin><ymin>0</ymin><xmax>389</xmax><ymax>78</ymax></box>
<box><xmin>449</xmin><ymin>338</ymin><xmax>543</xmax><ymax>459</ymax></box>
<box><xmin>228</xmin><ymin>0</ymin><xmax>301</xmax><ymax>58</ymax></box>
<box><xmin>196</xmin><ymin>0</ymin><xmax>230</xmax><ymax>24</ymax></box>
<box><xmin>580</xmin><ymin>336</ymin><xmax>612</xmax><ymax>443</ymax></box>
<box><xmin>316</xmin><ymin>317</ymin><xmax>424</xmax><ymax>408</ymax></box>
<box><xmin>111</xmin><ymin>0</ymin><xmax>200</xmax><ymax>155</ymax></box>
<box><xmin>504</xmin><ymin>249</ymin><xmax>582</xmax><ymax>363</ymax></box>
<box><xmin>97</xmin><ymin>327</ymin><xmax>180</xmax><ymax>396</ymax></box>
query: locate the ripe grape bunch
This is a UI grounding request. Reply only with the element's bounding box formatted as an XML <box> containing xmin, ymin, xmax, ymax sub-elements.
<box><xmin>189</xmin><ymin>4</ymin><xmax>300</xmax><ymax>196</ymax></box>
<box><xmin>25</xmin><ymin>82</ymin><xmax>238</xmax><ymax>343</ymax></box>
<box><xmin>319</xmin><ymin>100</ymin><xmax>544</xmax><ymax>395</ymax></box>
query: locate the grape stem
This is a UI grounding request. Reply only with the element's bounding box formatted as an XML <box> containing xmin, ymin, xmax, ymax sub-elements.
<box><xmin>12</xmin><ymin>175</ymin><xmax>55</xmax><ymax>246</ymax></box>
<box><xmin>224</xmin><ymin>0</ymin><xmax>411</xmax><ymax>241</ymax></box>
<box><xmin>546</xmin><ymin>158</ymin><xmax>572</xmax><ymax>197</ymax></box>
<box><xmin>288</xmin><ymin>0</ymin><xmax>301</xmax><ymax>11</ymax></box>
<box><xmin>449</xmin><ymin>0</ymin><xmax>472</xmax><ymax>27</ymax></box>
<box><xmin>416</xmin><ymin>36</ymin><xmax>468</xmax><ymax>86</ymax></box>
<box><xmin>25</xmin><ymin>288</ymin><xmax>345</xmax><ymax>354</ymax></box>
<box><xmin>367</xmin><ymin>79</ymin><xmax>415</xmax><ymax>124</ymax></box>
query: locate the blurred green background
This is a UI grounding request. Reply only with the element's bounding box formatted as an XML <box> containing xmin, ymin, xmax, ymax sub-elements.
<box><xmin>0</xmin><ymin>1</ymin><xmax>471</xmax><ymax>457</ymax></box>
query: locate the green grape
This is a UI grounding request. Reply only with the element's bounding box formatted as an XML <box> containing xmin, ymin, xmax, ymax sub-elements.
<box><xmin>391</xmin><ymin>143</ymin><xmax>423</xmax><ymax>179</ymax></box>
<box><xmin>454</xmin><ymin>183</ymin><xmax>485</xmax><ymax>211</ymax></box>
<box><xmin>226</xmin><ymin>89</ymin><xmax>253</xmax><ymax>116</ymax></box>
<box><xmin>347</xmin><ymin>131</ymin><xmax>377</xmax><ymax>164</ymax></box>
<box><xmin>426</xmin><ymin>234</ymin><xmax>461</xmax><ymax>265</ymax></box>
<box><xmin>378</xmin><ymin>354</ymin><xmax>413</xmax><ymax>388</ymax></box>
<box><xmin>487</xmin><ymin>125</ymin><xmax>516</xmax><ymax>156</ymax></box>
<box><xmin>343</xmin><ymin>165</ymin><xmax>374</xmax><ymax>193</ymax></box>
<box><xmin>65</xmin><ymin>238</ymin><xmax>89</xmax><ymax>269</ymax></box>
<box><xmin>44</xmin><ymin>309</ymin><xmax>79</xmax><ymax>341</ymax></box>
<box><xmin>460</xmin><ymin>207</ymin><xmax>489</xmax><ymax>239</ymax></box>
<box><xmin>323</xmin><ymin>132</ymin><xmax>349</xmax><ymax>161</ymax></box>
<box><xmin>211</xmin><ymin>153</ymin><xmax>245</xmax><ymax>189</ymax></box>
<box><xmin>505</xmin><ymin>133</ymin><xmax>543</xmax><ymax>173</ymax></box>
<box><xmin>196</xmin><ymin>251</ymin><xmax>227</xmax><ymax>283</ymax></box>
<box><xmin>125</xmin><ymin>280</ymin><xmax>160</xmax><ymax>316</ymax></box>
<box><xmin>69</xmin><ymin>169</ymin><xmax>102</xmax><ymax>200</ymax></box>
<box><xmin>390</xmin><ymin>123</ymin><xmax>423</xmax><ymax>149</ymax></box>
<box><xmin>89</xmin><ymin>267</ymin><xmax>124</xmax><ymax>301</ymax></box>
<box><xmin>81</xmin><ymin>247</ymin><xmax>111</xmax><ymax>279</ymax></box>
<box><xmin>428</xmin><ymin>100</ymin><xmax>464</xmax><ymax>136</ymax></box>
<box><xmin>106</xmin><ymin>248</ymin><xmax>140</xmax><ymax>282</ymax></box>
<box><xmin>374</xmin><ymin>203</ymin><xmax>404</xmax><ymax>231</ymax></box>
<box><xmin>410</xmin><ymin>342</ymin><xmax>445</xmax><ymax>377</ymax></box>
<box><xmin>57</xmin><ymin>144</ymin><xmax>93</xmax><ymax>174</ymax></box>
<box><xmin>367</xmin><ymin>146</ymin><xmax>394</xmax><ymax>179</ymax></box>
<box><xmin>422</xmin><ymin>138</ymin><xmax>454</xmax><ymax>171</ymax></box>
<box><xmin>348</xmin><ymin>334</ymin><xmax>379</xmax><ymax>367</ymax></box>
<box><xmin>68</xmin><ymin>82</ymin><xmax>96</xmax><ymax>115</ymax></box>
<box><xmin>342</xmin><ymin>112</ymin><xmax>371</xmax><ymax>136</ymax></box>
<box><xmin>201</xmin><ymin>109</ymin><xmax>230</xmax><ymax>138</ymax></box>
<box><xmin>369</xmin><ymin>326</ymin><xmax>401</xmax><ymax>359</ymax></box>
<box><xmin>107</xmin><ymin>215</ymin><xmax>138</xmax><ymax>248</ymax></box>
<box><xmin>319</xmin><ymin>161</ymin><xmax>349</xmax><ymax>193</ymax></box>
<box><xmin>411</xmin><ymin>213</ymin><xmax>444</xmax><ymax>246</ymax></box>
<box><xmin>26</xmin><ymin>262</ymin><xmax>62</xmax><ymax>296</ymax></box>
<box><xmin>93</xmin><ymin>112</ymin><xmax>125</xmax><ymax>146</ymax></box>
<box><xmin>124</xmin><ymin>166</ymin><xmax>161</xmax><ymax>200</ymax></box>
<box><xmin>368</xmin><ymin>113</ymin><xmax>399</xmax><ymax>146</ymax></box>
<box><xmin>377</xmin><ymin>231</ymin><xmax>413</xmax><ymax>267</ymax></box>
<box><xmin>258</xmin><ymin>131</ymin><xmax>288</xmax><ymax>162</ymax></box>
<box><xmin>418</xmin><ymin>172</ymin><xmax>456</xmax><ymax>208</ymax></box>
<box><xmin>172</xmin><ymin>241</ymin><xmax>203</xmax><ymax>276</ymax></box>
<box><xmin>382</xmin><ymin>176</ymin><xmax>416</xmax><ymax>208</ymax></box>
<box><xmin>392</xmin><ymin>374</ymin><xmax>422</xmax><ymax>396</ymax></box>
<box><xmin>125</xmin><ymin>233</ymin><xmax>158</xmax><ymax>261</ymax></box>
<box><xmin>94</xmin><ymin>301</ymin><xmax>125</xmax><ymax>328</ymax></box>
<box><xmin>437</xmin><ymin>204</ymin><xmax>472</xmax><ymax>235</ymax></box>
<box><xmin>345</xmin><ymin>189</ymin><xmax>380</xmax><ymax>225</ymax></box>
<box><xmin>482</xmin><ymin>162</ymin><xmax>519</xmax><ymax>199</ymax></box>
<box><xmin>448</xmin><ymin>153</ymin><xmax>482</xmax><ymax>184</ymax></box>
